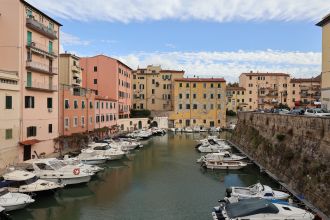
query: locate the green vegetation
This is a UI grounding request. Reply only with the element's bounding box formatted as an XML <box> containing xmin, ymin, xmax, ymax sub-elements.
<box><xmin>226</xmin><ymin>109</ymin><xmax>237</xmax><ymax>116</ymax></box>
<box><xmin>276</xmin><ymin>133</ymin><xmax>285</xmax><ymax>141</ymax></box>
<box><xmin>130</xmin><ymin>109</ymin><xmax>151</xmax><ymax>118</ymax></box>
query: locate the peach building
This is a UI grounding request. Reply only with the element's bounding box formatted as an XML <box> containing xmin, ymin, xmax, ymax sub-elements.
<box><xmin>59</xmin><ymin>53</ymin><xmax>96</xmax><ymax>136</ymax></box>
<box><xmin>239</xmin><ymin>72</ymin><xmax>290</xmax><ymax>110</ymax></box>
<box><xmin>226</xmin><ymin>87</ymin><xmax>247</xmax><ymax>112</ymax></box>
<box><xmin>0</xmin><ymin>0</ymin><xmax>61</xmax><ymax>161</ymax></box>
<box><xmin>94</xmin><ymin>96</ymin><xmax>118</xmax><ymax>130</ymax></box>
<box><xmin>80</xmin><ymin>55</ymin><xmax>132</xmax><ymax>120</ymax></box>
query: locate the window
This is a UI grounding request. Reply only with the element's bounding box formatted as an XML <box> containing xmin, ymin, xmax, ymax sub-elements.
<box><xmin>249</xmin><ymin>91</ymin><xmax>252</xmax><ymax>94</ymax></box>
<box><xmin>64</xmin><ymin>100</ymin><xmax>70</xmax><ymax>109</ymax></box>
<box><xmin>106</xmin><ymin>115</ymin><xmax>109</xmax><ymax>121</ymax></box>
<box><xmin>179</xmin><ymin>104</ymin><xmax>182</xmax><ymax>109</ymax></box>
<box><xmin>193</xmin><ymin>104</ymin><xmax>197</xmax><ymax>109</ymax></box>
<box><xmin>210</xmin><ymin>94</ymin><xmax>214</xmax><ymax>99</ymax></box>
<box><xmin>237</xmin><ymin>91</ymin><xmax>240</xmax><ymax>95</ymax></box>
<box><xmin>152</xmin><ymin>79</ymin><xmax>155</xmax><ymax>84</ymax></box>
<box><xmin>203</xmin><ymin>104</ymin><xmax>206</xmax><ymax>109</ymax></box>
<box><xmin>5</xmin><ymin>129</ymin><xmax>12</xmax><ymax>139</ymax></box>
<box><xmin>203</xmin><ymin>83</ymin><xmax>206</xmax><ymax>88</ymax></box>
<box><xmin>94</xmin><ymin>79</ymin><xmax>97</xmax><ymax>84</ymax></box>
<box><xmin>48</xmin><ymin>124</ymin><xmax>52</xmax><ymax>133</ymax></box>
<box><xmin>89</xmin><ymin>101</ymin><xmax>93</xmax><ymax>109</ymax></box>
<box><xmin>293</xmin><ymin>90</ymin><xmax>295</xmax><ymax>95</ymax></box>
<box><xmin>242</xmin><ymin>99</ymin><xmax>244</xmax><ymax>102</ymax></box>
<box><xmin>94</xmin><ymin>66</ymin><xmax>97</xmax><ymax>72</ymax></box>
<box><xmin>179</xmin><ymin>94</ymin><xmax>182</xmax><ymax>99</ymax></box>
<box><xmin>193</xmin><ymin>119</ymin><xmax>196</xmax><ymax>124</ymax></box>
<box><xmin>203</xmin><ymin>94</ymin><xmax>207</xmax><ymax>99</ymax></box>
<box><xmin>27</xmin><ymin>126</ymin><xmax>37</xmax><ymax>137</ymax></box>
<box><xmin>218</xmin><ymin>94</ymin><xmax>221</xmax><ymax>99</ymax></box>
<box><xmin>193</xmin><ymin>94</ymin><xmax>196</xmax><ymax>99</ymax></box>
<box><xmin>64</xmin><ymin>118</ymin><xmax>69</xmax><ymax>128</ymax></box>
<box><xmin>47</xmin><ymin>97</ymin><xmax>52</xmax><ymax>108</ymax></box>
<box><xmin>249</xmin><ymin>76</ymin><xmax>252</xmax><ymax>80</ymax></box>
<box><xmin>292</xmin><ymin>98</ymin><xmax>295</xmax><ymax>102</ymax></box>
<box><xmin>186</xmin><ymin>94</ymin><xmax>190</xmax><ymax>99</ymax></box>
<box><xmin>217</xmin><ymin>83</ymin><xmax>221</xmax><ymax>88</ymax></box>
<box><xmin>186</xmin><ymin>104</ymin><xmax>190</xmax><ymax>109</ymax></box>
<box><xmin>89</xmin><ymin>116</ymin><xmax>93</xmax><ymax>123</ymax></box>
<box><xmin>73</xmin><ymin>117</ymin><xmax>78</xmax><ymax>127</ymax></box>
<box><xmin>242</xmin><ymin>91</ymin><xmax>244</xmax><ymax>95</ymax></box>
<box><xmin>249</xmin><ymin>98</ymin><xmax>252</xmax><ymax>102</ymax></box>
<box><xmin>81</xmin><ymin>116</ymin><xmax>85</xmax><ymax>126</ymax></box>
<box><xmin>179</xmin><ymin>83</ymin><xmax>182</xmax><ymax>87</ymax></box>
<box><xmin>5</xmin><ymin>96</ymin><xmax>12</xmax><ymax>109</ymax></box>
<box><xmin>293</xmin><ymin>83</ymin><xmax>295</xmax><ymax>87</ymax></box>
<box><xmin>101</xmin><ymin>115</ymin><xmax>105</xmax><ymax>122</ymax></box>
<box><xmin>96</xmin><ymin>101</ymin><xmax>99</xmax><ymax>109</ymax></box>
<box><xmin>152</xmin><ymin>89</ymin><xmax>155</xmax><ymax>94</ymax></box>
<box><xmin>233</xmin><ymin>91</ymin><xmax>235</xmax><ymax>94</ymax></box>
<box><xmin>82</xmin><ymin>101</ymin><xmax>85</xmax><ymax>109</ymax></box>
<box><xmin>179</xmin><ymin>119</ymin><xmax>182</xmax><ymax>124</ymax></box>
<box><xmin>152</xmin><ymin>99</ymin><xmax>155</xmax><ymax>104</ymax></box>
<box><xmin>186</xmin><ymin>83</ymin><xmax>189</xmax><ymax>88</ymax></box>
<box><xmin>217</xmin><ymin>104</ymin><xmax>221</xmax><ymax>109</ymax></box>
<box><xmin>74</xmin><ymin>100</ymin><xmax>78</xmax><ymax>109</ymax></box>
<box><xmin>27</xmin><ymin>31</ymin><xmax>32</xmax><ymax>45</ymax></box>
<box><xmin>210</xmin><ymin>104</ymin><xmax>214</xmax><ymax>109</ymax></box>
<box><xmin>101</xmin><ymin>102</ymin><xmax>104</xmax><ymax>109</ymax></box>
<box><xmin>210</xmin><ymin>83</ymin><xmax>213</xmax><ymax>88</ymax></box>
<box><xmin>25</xmin><ymin>96</ymin><xmax>35</xmax><ymax>108</ymax></box>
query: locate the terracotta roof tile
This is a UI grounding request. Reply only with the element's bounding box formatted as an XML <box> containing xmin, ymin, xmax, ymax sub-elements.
<box><xmin>175</xmin><ymin>78</ymin><xmax>226</xmax><ymax>82</ymax></box>
<box><xmin>241</xmin><ymin>72</ymin><xmax>290</xmax><ymax>77</ymax></box>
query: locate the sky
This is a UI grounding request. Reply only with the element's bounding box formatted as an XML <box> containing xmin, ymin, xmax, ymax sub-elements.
<box><xmin>27</xmin><ymin>0</ymin><xmax>330</xmax><ymax>82</ymax></box>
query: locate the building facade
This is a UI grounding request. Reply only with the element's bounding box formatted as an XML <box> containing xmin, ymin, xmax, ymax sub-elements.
<box><xmin>132</xmin><ymin>65</ymin><xmax>185</xmax><ymax>111</ymax></box>
<box><xmin>80</xmin><ymin>55</ymin><xmax>132</xmax><ymax>119</ymax></box>
<box><xmin>317</xmin><ymin>14</ymin><xmax>330</xmax><ymax>110</ymax></box>
<box><xmin>170</xmin><ymin>78</ymin><xmax>227</xmax><ymax>129</ymax></box>
<box><xmin>239</xmin><ymin>72</ymin><xmax>290</xmax><ymax>110</ymax></box>
<box><xmin>94</xmin><ymin>96</ymin><xmax>118</xmax><ymax>130</ymax></box>
<box><xmin>0</xmin><ymin>0</ymin><xmax>61</xmax><ymax>161</ymax></box>
<box><xmin>287</xmin><ymin>76</ymin><xmax>321</xmax><ymax>108</ymax></box>
<box><xmin>226</xmin><ymin>87</ymin><xmax>247</xmax><ymax>112</ymax></box>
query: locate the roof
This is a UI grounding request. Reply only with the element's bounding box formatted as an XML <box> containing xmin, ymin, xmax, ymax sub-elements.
<box><xmin>316</xmin><ymin>13</ymin><xmax>330</xmax><ymax>27</ymax></box>
<box><xmin>95</xmin><ymin>96</ymin><xmax>117</xmax><ymax>101</ymax></box>
<box><xmin>133</xmin><ymin>69</ymin><xmax>185</xmax><ymax>74</ymax></box>
<box><xmin>59</xmin><ymin>53</ymin><xmax>80</xmax><ymax>60</ymax></box>
<box><xmin>241</xmin><ymin>72</ymin><xmax>289</xmax><ymax>77</ymax></box>
<box><xmin>174</xmin><ymin>78</ymin><xmax>226</xmax><ymax>82</ymax></box>
<box><xmin>160</xmin><ymin>70</ymin><xmax>185</xmax><ymax>73</ymax></box>
<box><xmin>290</xmin><ymin>75</ymin><xmax>321</xmax><ymax>83</ymax></box>
<box><xmin>226</xmin><ymin>87</ymin><xmax>246</xmax><ymax>91</ymax></box>
<box><xmin>21</xmin><ymin>0</ymin><xmax>62</xmax><ymax>26</ymax></box>
<box><xmin>20</xmin><ymin>139</ymin><xmax>40</xmax><ymax>145</ymax></box>
<box><xmin>82</xmin><ymin>55</ymin><xmax>132</xmax><ymax>71</ymax></box>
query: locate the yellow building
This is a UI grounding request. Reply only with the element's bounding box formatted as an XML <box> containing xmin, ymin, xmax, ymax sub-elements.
<box><xmin>226</xmin><ymin>87</ymin><xmax>247</xmax><ymax>112</ymax></box>
<box><xmin>169</xmin><ymin>78</ymin><xmax>226</xmax><ymax>129</ymax></box>
<box><xmin>132</xmin><ymin>65</ymin><xmax>184</xmax><ymax>111</ymax></box>
<box><xmin>239</xmin><ymin>72</ymin><xmax>290</xmax><ymax>110</ymax></box>
<box><xmin>288</xmin><ymin>75</ymin><xmax>321</xmax><ymax>108</ymax></box>
<box><xmin>317</xmin><ymin>14</ymin><xmax>330</xmax><ymax>110</ymax></box>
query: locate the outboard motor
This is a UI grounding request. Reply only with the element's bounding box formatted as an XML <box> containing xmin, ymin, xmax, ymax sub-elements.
<box><xmin>225</xmin><ymin>188</ymin><xmax>232</xmax><ymax>197</ymax></box>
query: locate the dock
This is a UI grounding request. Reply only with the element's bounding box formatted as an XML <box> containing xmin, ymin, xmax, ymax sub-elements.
<box><xmin>227</xmin><ymin>140</ymin><xmax>329</xmax><ymax>220</ymax></box>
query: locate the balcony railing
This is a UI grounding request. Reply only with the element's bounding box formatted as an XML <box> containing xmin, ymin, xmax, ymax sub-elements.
<box><xmin>26</xmin><ymin>17</ymin><xmax>57</xmax><ymax>40</ymax></box>
<box><xmin>27</xmin><ymin>41</ymin><xmax>57</xmax><ymax>58</ymax></box>
<box><xmin>72</xmin><ymin>78</ymin><xmax>81</xmax><ymax>86</ymax></box>
<box><xmin>26</xmin><ymin>60</ymin><xmax>58</xmax><ymax>75</ymax></box>
<box><xmin>26</xmin><ymin>81</ymin><xmax>57</xmax><ymax>92</ymax></box>
<box><xmin>72</xmin><ymin>65</ymin><xmax>81</xmax><ymax>72</ymax></box>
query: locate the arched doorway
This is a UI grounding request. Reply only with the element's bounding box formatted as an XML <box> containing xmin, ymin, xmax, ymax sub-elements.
<box><xmin>138</xmin><ymin>121</ymin><xmax>142</xmax><ymax>129</ymax></box>
<box><xmin>150</xmin><ymin>121</ymin><xmax>158</xmax><ymax>128</ymax></box>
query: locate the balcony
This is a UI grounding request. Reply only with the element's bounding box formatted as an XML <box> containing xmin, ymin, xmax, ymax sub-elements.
<box><xmin>72</xmin><ymin>65</ymin><xmax>81</xmax><ymax>72</ymax></box>
<box><xmin>26</xmin><ymin>81</ymin><xmax>57</xmax><ymax>92</ymax></box>
<box><xmin>26</xmin><ymin>61</ymin><xmax>58</xmax><ymax>75</ymax></box>
<box><xmin>26</xmin><ymin>17</ymin><xmax>57</xmax><ymax>40</ymax></box>
<box><xmin>72</xmin><ymin>78</ymin><xmax>81</xmax><ymax>86</ymax></box>
<box><xmin>27</xmin><ymin>41</ymin><xmax>57</xmax><ymax>58</ymax></box>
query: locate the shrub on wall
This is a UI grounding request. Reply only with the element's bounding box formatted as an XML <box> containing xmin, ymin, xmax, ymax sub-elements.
<box><xmin>226</xmin><ymin>110</ymin><xmax>237</xmax><ymax>116</ymax></box>
<box><xmin>130</xmin><ymin>109</ymin><xmax>151</xmax><ymax>118</ymax></box>
<box><xmin>276</xmin><ymin>134</ymin><xmax>285</xmax><ymax>141</ymax></box>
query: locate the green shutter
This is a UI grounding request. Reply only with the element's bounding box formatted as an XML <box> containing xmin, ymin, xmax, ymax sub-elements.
<box><xmin>5</xmin><ymin>96</ymin><xmax>12</xmax><ymax>109</ymax></box>
<box><xmin>48</xmin><ymin>41</ymin><xmax>53</xmax><ymax>53</ymax></box>
<box><xmin>27</xmin><ymin>31</ymin><xmax>32</xmax><ymax>46</ymax></box>
<box><xmin>27</xmin><ymin>72</ymin><xmax>32</xmax><ymax>87</ymax></box>
<box><xmin>5</xmin><ymin>129</ymin><xmax>12</xmax><ymax>139</ymax></box>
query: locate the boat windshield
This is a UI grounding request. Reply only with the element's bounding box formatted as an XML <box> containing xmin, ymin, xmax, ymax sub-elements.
<box><xmin>48</xmin><ymin>160</ymin><xmax>66</xmax><ymax>170</ymax></box>
<box><xmin>94</xmin><ymin>145</ymin><xmax>109</xmax><ymax>150</ymax></box>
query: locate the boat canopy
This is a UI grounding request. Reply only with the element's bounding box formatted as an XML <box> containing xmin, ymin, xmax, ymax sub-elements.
<box><xmin>226</xmin><ymin>198</ymin><xmax>279</xmax><ymax>218</ymax></box>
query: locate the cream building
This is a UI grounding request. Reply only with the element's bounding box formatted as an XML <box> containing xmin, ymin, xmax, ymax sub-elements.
<box><xmin>132</xmin><ymin>65</ymin><xmax>184</xmax><ymax>112</ymax></box>
<box><xmin>317</xmin><ymin>14</ymin><xmax>330</xmax><ymax>110</ymax></box>
<box><xmin>226</xmin><ymin>87</ymin><xmax>247</xmax><ymax>112</ymax></box>
<box><xmin>59</xmin><ymin>53</ymin><xmax>82</xmax><ymax>87</ymax></box>
<box><xmin>239</xmin><ymin>72</ymin><xmax>290</xmax><ymax>110</ymax></box>
<box><xmin>0</xmin><ymin>0</ymin><xmax>61</xmax><ymax>162</ymax></box>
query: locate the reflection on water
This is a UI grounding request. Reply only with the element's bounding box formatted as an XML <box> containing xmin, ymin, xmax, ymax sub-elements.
<box><xmin>11</xmin><ymin>132</ymin><xmax>279</xmax><ymax>220</ymax></box>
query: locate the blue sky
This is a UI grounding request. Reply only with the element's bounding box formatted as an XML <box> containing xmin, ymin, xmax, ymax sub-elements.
<box><xmin>27</xmin><ymin>0</ymin><xmax>329</xmax><ymax>82</ymax></box>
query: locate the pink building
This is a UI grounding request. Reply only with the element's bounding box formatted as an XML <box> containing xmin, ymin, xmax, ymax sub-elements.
<box><xmin>94</xmin><ymin>96</ymin><xmax>118</xmax><ymax>130</ymax></box>
<box><xmin>80</xmin><ymin>55</ymin><xmax>132</xmax><ymax>120</ymax></box>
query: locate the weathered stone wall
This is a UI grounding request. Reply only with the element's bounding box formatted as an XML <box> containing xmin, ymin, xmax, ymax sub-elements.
<box><xmin>231</xmin><ymin>112</ymin><xmax>330</xmax><ymax>215</ymax></box>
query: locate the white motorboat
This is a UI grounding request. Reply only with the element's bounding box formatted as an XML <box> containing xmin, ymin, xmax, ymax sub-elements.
<box><xmin>210</xmin><ymin>127</ymin><xmax>222</xmax><ymax>132</ymax></box>
<box><xmin>24</xmin><ymin>158</ymin><xmax>93</xmax><ymax>186</ymax></box>
<box><xmin>202</xmin><ymin>161</ymin><xmax>247</xmax><ymax>170</ymax></box>
<box><xmin>105</xmin><ymin>138</ymin><xmax>142</xmax><ymax>151</ymax></box>
<box><xmin>197</xmin><ymin>142</ymin><xmax>231</xmax><ymax>153</ymax></box>
<box><xmin>151</xmin><ymin>127</ymin><xmax>166</xmax><ymax>135</ymax></box>
<box><xmin>192</xmin><ymin>126</ymin><xmax>201</xmax><ymax>133</ymax></box>
<box><xmin>197</xmin><ymin>151</ymin><xmax>246</xmax><ymax>163</ymax></box>
<box><xmin>78</xmin><ymin>149</ymin><xmax>108</xmax><ymax>165</ymax></box>
<box><xmin>184</xmin><ymin>127</ymin><xmax>193</xmax><ymax>133</ymax></box>
<box><xmin>212</xmin><ymin>198</ymin><xmax>314</xmax><ymax>220</ymax></box>
<box><xmin>127</xmin><ymin>129</ymin><xmax>153</xmax><ymax>139</ymax></box>
<box><xmin>88</xmin><ymin>142</ymin><xmax>126</xmax><ymax>160</ymax></box>
<box><xmin>226</xmin><ymin>183</ymin><xmax>290</xmax><ymax>200</ymax></box>
<box><xmin>2</xmin><ymin>170</ymin><xmax>63</xmax><ymax>194</ymax></box>
<box><xmin>62</xmin><ymin>156</ymin><xmax>103</xmax><ymax>174</ymax></box>
<box><xmin>0</xmin><ymin>188</ymin><xmax>34</xmax><ymax>211</ymax></box>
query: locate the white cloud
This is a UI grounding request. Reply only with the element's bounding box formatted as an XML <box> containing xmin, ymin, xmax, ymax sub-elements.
<box><xmin>165</xmin><ymin>43</ymin><xmax>176</xmax><ymax>49</ymax></box>
<box><xmin>114</xmin><ymin>50</ymin><xmax>321</xmax><ymax>82</ymax></box>
<box><xmin>61</xmin><ymin>32</ymin><xmax>90</xmax><ymax>46</ymax></box>
<box><xmin>26</xmin><ymin>0</ymin><xmax>330</xmax><ymax>23</ymax></box>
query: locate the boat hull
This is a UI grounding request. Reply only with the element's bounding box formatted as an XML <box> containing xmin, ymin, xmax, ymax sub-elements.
<box><xmin>40</xmin><ymin>175</ymin><xmax>92</xmax><ymax>186</ymax></box>
<box><xmin>81</xmin><ymin>159</ymin><xmax>107</xmax><ymax>165</ymax></box>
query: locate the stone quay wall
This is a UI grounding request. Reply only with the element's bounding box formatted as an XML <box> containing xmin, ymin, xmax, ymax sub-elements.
<box><xmin>231</xmin><ymin>112</ymin><xmax>330</xmax><ymax>215</ymax></box>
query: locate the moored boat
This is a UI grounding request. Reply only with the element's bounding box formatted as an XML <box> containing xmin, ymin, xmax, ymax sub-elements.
<box><xmin>197</xmin><ymin>151</ymin><xmax>246</xmax><ymax>163</ymax></box>
<box><xmin>0</xmin><ymin>188</ymin><xmax>34</xmax><ymax>211</ymax></box>
<box><xmin>202</xmin><ymin>161</ymin><xmax>247</xmax><ymax>170</ymax></box>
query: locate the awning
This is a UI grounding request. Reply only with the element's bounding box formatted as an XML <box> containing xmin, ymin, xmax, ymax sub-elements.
<box><xmin>19</xmin><ymin>139</ymin><xmax>40</xmax><ymax>145</ymax></box>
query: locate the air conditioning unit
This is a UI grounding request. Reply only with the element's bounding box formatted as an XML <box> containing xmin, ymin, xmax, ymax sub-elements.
<box><xmin>48</xmin><ymin>108</ymin><xmax>53</xmax><ymax>112</ymax></box>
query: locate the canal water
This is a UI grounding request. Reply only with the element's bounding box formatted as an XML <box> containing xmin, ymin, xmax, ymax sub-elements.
<box><xmin>12</xmin><ymin>132</ymin><xmax>279</xmax><ymax>220</ymax></box>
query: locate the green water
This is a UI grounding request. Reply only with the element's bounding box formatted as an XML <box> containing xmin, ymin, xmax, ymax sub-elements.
<box><xmin>12</xmin><ymin>133</ymin><xmax>279</xmax><ymax>220</ymax></box>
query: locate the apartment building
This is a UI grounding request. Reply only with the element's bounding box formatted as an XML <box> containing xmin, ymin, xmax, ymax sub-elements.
<box><xmin>132</xmin><ymin>65</ymin><xmax>185</xmax><ymax>111</ymax></box>
<box><xmin>288</xmin><ymin>75</ymin><xmax>321</xmax><ymax>108</ymax></box>
<box><xmin>226</xmin><ymin>87</ymin><xmax>247</xmax><ymax>112</ymax></box>
<box><xmin>94</xmin><ymin>96</ymin><xmax>118</xmax><ymax>130</ymax></box>
<box><xmin>317</xmin><ymin>14</ymin><xmax>330</xmax><ymax>110</ymax></box>
<box><xmin>169</xmin><ymin>78</ymin><xmax>227</xmax><ymax>129</ymax></box>
<box><xmin>0</xmin><ymin>70</ymin><xmax>20</xmax><ymax>167</ymax></box>
<box><xmin>239</xmin><ymin>72</ymin><xmax>290</xmax><ymax>110</ymax></box>
<box><xmin>59</xmin><ymin>53</ymin><xmax>96</xmax><ymax>136</ymax></box>
<box><xmin>80</xmin><ymin>55</ymin><xmax>132</xmax><ymax>120</ymax></box>
<box><xmin>0</xmin><ymin>0</ymin><xmax>61</xmax><ymax>161</ymax></box>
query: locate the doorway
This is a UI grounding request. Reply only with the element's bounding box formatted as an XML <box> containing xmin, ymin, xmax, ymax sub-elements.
<box><xmin>23</xmin><ymin>145</ymin><xmax>31</xmax><ymax>161</ymax></box>
<box><xmin>210</xmin><ymin>121</ymin><xmax>215</xmax><ymax>127</ymax></box>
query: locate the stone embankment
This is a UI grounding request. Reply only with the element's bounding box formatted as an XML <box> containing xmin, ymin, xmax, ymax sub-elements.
<box><xmin>231</xmin><ymin>112</ymin><xmax>330</xmax><ymax>216</ymax></box>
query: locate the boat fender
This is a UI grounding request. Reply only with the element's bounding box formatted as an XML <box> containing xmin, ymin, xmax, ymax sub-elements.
<box><xmin>73</xmin><ymin>168</ymin><xmax>80</xmax><ymax>175</ymax></box>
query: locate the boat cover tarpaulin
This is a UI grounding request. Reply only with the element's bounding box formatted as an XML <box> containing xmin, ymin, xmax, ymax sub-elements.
<box><xmin>226</xmin><ymin>198</ymin><xmax>279</xmax><ymax>218</ymax></box>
